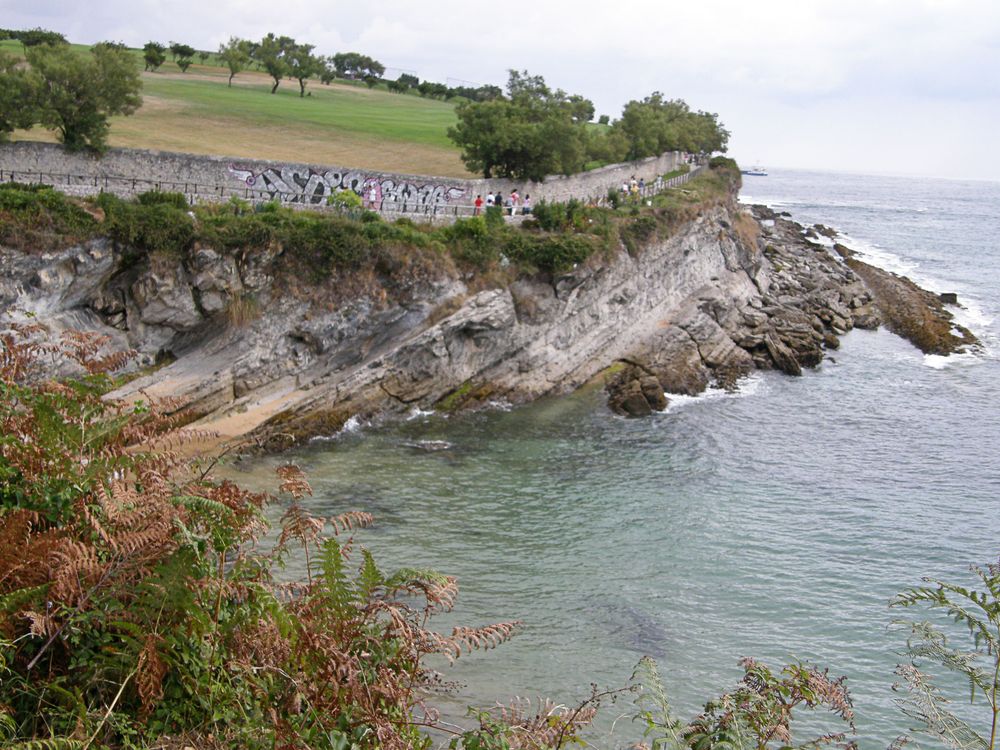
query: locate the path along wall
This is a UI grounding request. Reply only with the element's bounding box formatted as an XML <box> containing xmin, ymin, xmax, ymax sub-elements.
<box><xmin>0</xmin><ymin>142</ymin><xmax>686</xmax><ymax>219</ymax></box>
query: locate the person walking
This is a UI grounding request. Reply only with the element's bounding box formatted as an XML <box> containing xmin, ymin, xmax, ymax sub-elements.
<box><xmin>474</xmin><ymin>194</ymin><xmax>483</xmax><ymax>215</ymax></box>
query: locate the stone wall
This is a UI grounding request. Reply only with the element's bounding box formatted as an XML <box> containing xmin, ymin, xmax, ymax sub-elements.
<box><xmin>0</xmin><ymin>141</ymin><xmax>687</xmax><ymax>218</ymax></box>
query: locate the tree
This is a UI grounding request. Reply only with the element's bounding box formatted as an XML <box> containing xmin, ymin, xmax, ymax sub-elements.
<box><xmin>217</xmin><ymin>36</ymin><xmax>251</xmax><ymax>87</ymax></box>
<box><xmin>26</xmin><ymin>41</ymin><xmax>142</xmax><ymax>152</ymax></box>
<box><xmin>0</xmin><ymin>51</ymin><xmax>37</xmax><ymax>141</ymax></box>
<box><xmin>254</xmin><ymin>33</ymin><xmax>294</xmax><ymax>94</ymax></box>
<box><xmin>168</xmin><ymin>42</ymin><xmax>195</xmax><ymax>73</ymax></box>
<box><xmin>142</xmin><ymin>41</ymin><xmax>166</xmax><ymax>72</ymax></box>
<box><xmin>330</xmin><ymin>51</ymin><xmax>384</xmax><ymax>79</ymax></box>
<box><xmin>447</xmin><ymin>70</ymin><xmax>590</xmax><ymax>180</ymax></box>
<box><xmin>16</xmin><ymin>27</ymin><xmax>66</xmax><ymax>51</ymax></box>
<box><xmin>285</xmin><ymin>42</ymin><xmax>321</xmax><ymax>97</ymax></box>
<box><xmin>197</xmin><ymin>50</ymin><xmax>210</xmax><ymax>65</ymax></box>
<box><xmin>611</xmin><ymin>93</ymin><xmax>730</xmax><ymax>160</ymax></box>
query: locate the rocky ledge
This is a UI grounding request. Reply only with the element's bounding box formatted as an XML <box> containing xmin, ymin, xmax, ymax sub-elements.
<box><xmin>0</xmin><ymin>199</ymin><xmax>977</xmax><ymax>451</ymax></box>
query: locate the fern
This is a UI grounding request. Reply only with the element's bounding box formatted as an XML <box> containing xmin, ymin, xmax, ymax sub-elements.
<box><xmin>4</xmin><ymin>740</ymin><xmax>86</xmax><ymax>750</ymax></box>
<box><xmin>356</xmin><ymin>548</ymin><xmax>384</xmax><ymax>603</ymax></box>
<box><xmin>317</xmin><ymin>537</ymin><xmax>357</xmax><ymax>618</ymax></box>
<box><xmin>631</xmin><ymin>656</ymin><xmax>685</xmax><ymax>749</ymax></box>
<box><xmin>891</xmin><ymin>559</ymin><xmax>1000</xmax><ymax>750</ymax></box>
<box><xmin>893</xmin><ymin>664</ymin><xmax>988</xmax><ymax>750</ymax></box>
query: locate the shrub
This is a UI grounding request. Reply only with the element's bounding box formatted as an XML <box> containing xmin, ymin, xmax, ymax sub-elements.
<box><xmin>504</xmin><ymin>232</ymin><xmax>595</xmax><ymax>274</ymax></box>
<box><xmin>0</xmin><ymin>329</ymin><xmax>541</xmax><ymax>749</ymax></box>
<box><xmin>530</xmin><ymin>198</ymin><xmax>589</xmax><ymax>233</ymax></box>
<box><xmin>135</xmin><ymin>190</ymin><xmax>188</xmax><ymax>210</ymax></box>
<box><xmin>484</xmin><ymin>204</ymin><xmax>505</xmax><ymax>230</ymax></box>
<box><xmin>98</xmin><ymin>193</ymin><xmax>195</xmax><ymax>255</ymax></box>
<box><xmin>0</xmin><ymin>182</ymin><xmax>99</xmax><ymax>251</ymax></box>
<box><xmin>326</xmin><ymin>189</ymin><xmax>362</xmax><ymax>211</ymax></box>
<box><xmin>619</xmin><ymin>214</ymin><xmax>659</xmax><ymax>255</ymax></box>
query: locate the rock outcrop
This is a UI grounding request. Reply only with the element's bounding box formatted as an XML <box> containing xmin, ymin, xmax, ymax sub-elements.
<box><xmin>0</xmin><ymin>199</ymin><xmax>977</xmax><ymax>452</ymax></box>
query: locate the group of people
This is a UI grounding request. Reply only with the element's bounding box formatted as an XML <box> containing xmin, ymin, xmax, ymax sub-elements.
<box><xmin>620</xmin><ymin>175</ymin><xmax>647</xmax><ymax>200</ymax></box>
<box><xmin>473</xmin><ymin>190</ymin><xmax>532</xmax><ymax>217</ymax></box>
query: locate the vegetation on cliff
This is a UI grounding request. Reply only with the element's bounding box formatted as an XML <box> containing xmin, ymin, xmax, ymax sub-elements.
<box><xmin>0</xmin><ymin>160</ymin><xmax>741</xmax><ymax>285</ymax></box>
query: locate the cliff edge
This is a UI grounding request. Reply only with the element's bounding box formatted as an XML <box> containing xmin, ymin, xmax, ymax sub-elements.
<box><xmin>0</xmin><ymin>192</ymin><xmax>976</xmax><ymax>452</ymax></box>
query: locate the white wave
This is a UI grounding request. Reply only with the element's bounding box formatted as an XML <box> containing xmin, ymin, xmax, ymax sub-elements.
<box><xmin>406</xmin><ymin>406</ymin><xmax>435</xmax><ymax>421</ymax></box>
<box><xmin>923</xmin><ymin>351</ymin><xmax>984</xmax><ymax>370</ymax></box>
<box><xmin>484</xmin><ymin>398</ymin><xmax>513</xmax><ymax>412</ymax></box>
<box><xmin>664</xmin><ymin>373</ymin><xmax>766</xmax><ymax>412</ymax></box>
<box><xmin>308</xmin><ymin>414</ymin><xmax>366</xmax><ymax>442</ymax></box>
<box><xmin>835</xmin><ymin>232</ymin><xmax>920</xmax><ymax>278</ymax></box>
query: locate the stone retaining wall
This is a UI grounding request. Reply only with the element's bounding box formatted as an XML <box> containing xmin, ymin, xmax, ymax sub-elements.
<box><xmin>0</xmin><ymin>141</ymin><xmax>687</xmax><ymax>218</ymax></box>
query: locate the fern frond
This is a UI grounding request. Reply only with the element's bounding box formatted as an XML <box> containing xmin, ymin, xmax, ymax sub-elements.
<box><xmin>4</xmin><ymin>740</ymin><xmax>86</xmax><ymax>750</ymax></box>
<box><xmin>892</xmin><ymin>664</ymin><xmax>987</xmax><ymax>750</ymax></box>
<box><xmin>901</xmin><ymin>621</ymin><xmax>991</xmax><ymax>701</ymax></box>
<box><xmin>328</xmin><ymin>511</ymin><xmax>374</xmax><ymax>536</ymax></box>
<box><xmin>276</xmin><ymin>464</ymin><xmax>312</xmax><ymax>499</ymax></box>
<box><xmin>451</xmin><ymin>621</ymin><xmax>521</xmax><ymax>655</ymax></box>
<box><xmin>631</xmin><ymin>656</ymin><xmax>685</xmax><ymax>748</ymax></box>
<box><xmin>277</xmin><ymin>502</ymin><xmax>324</xmax><ymax>551</ymax></box>
<box><xmin>357</xmin><ymin>548</ymin><xmax>384</xmax><ymax>603</ymax></box>
<box><xmin>383</xmin><ymin>569</ymin><xmax>458</xmax><ymax>612</ymax></box>
<box><xmin>316</xmin><ymin>538</ymin><xmax>356</xmax><ymax>617</ymax></box>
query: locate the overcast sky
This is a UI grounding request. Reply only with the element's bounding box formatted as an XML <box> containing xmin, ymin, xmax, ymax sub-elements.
<box><xmin>5</xmin><ymin>0</ymin><xmax>999</xmax><ymax>179</ymax></box>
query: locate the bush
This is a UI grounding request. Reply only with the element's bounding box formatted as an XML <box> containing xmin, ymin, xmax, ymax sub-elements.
<box><xmin>98</xmin><ymin>193</ymin><xmax>195</xmax><ymax>255</ymax></box>
<box><xmin>444</xmin><ymin>215</ymin><xmax>498</xmax><ymax>267</ymax></box>
<box><xmin>136</xmin><ymin>190</ymin><xmax>188</xmax><ymax>210</ymax></box>
<box><xmin>530</xmin><ymin>198</ymin><xmax>588</xmax><ymax>232</ymax></box>
<box><xmin>0</xmin><ymin>331</ymin><xmax>536</xmax><ymax>749</ymax></box>
<box><xmin>619</xmin><ymin>214</ymin><xmax>659</xmax><ymax>255</ymax></box>
<box><xmin>0</xmin><ymin>182</ymin><xmax>99</xmax><ymax>251</ymax></box>
<box><xmin>504</xmin><ymin>232</ymin><xmax>595</xmax><ymax>274</ymax></box>
<box><xmin>327</xmin><ymin>189</ymin><xmax>362</xmax><ymax>211</ymax></box>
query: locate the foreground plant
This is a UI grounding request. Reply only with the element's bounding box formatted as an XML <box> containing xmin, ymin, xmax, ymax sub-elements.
<box><xmin>891</xmin><ymin>559</ymin><xmax>1000</xmax><ymax>750</ymax></box>
<box><xmin>0</xmin><ymin>326</ymin><xmax>574</xmax><ymax>749</ymax></box>
<box><xmin>631</xmin><ymin>656</ymin><xmax>856</xmax><ymax>750</ymax></box>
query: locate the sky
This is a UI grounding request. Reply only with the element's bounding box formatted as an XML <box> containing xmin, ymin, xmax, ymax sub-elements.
<box><xmin>4</xmin><ymin>0</ymin><xmax>1000</xmax><ymax>180</ymax></box>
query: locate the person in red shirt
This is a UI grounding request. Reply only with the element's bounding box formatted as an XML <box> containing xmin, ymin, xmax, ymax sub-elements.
<box><xmin>474</xmin><ymin>194</ymin><xmax>483</xmax><ymax>215</ymax></box>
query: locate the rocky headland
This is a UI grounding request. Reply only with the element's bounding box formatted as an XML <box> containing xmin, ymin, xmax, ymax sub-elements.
<box><xmin>0</xmin><ymin>194</ymin><xmax>977</xmax><ymax>452</ymax></box>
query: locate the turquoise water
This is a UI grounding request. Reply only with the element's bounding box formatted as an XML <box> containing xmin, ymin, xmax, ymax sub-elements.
<box><xmin>235</xmin><ymin>170</ymin><xmax>1000</xmax><ymax>747</ymax></box>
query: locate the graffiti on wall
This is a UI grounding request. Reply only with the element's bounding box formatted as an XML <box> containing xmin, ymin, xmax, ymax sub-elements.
<box><xmin>227</xmin><ymin>164</ymin><xmax>469</xmax><ymax>209</ymax></box>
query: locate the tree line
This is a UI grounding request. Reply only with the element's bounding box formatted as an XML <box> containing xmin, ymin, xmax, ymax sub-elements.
<box><xmin>448</xmin><ymin>70</ymin><xmax>730</xmax><ymax>181</ymax></box>
<box><xmin>143</xmin><ymin>32</ymin><xmax>509</xmax><ymax>104</ymax></box>
<box><xmin>0</xmin><ymin>27</ymin><xmax>730</xmax><ymax>177</ymax></box>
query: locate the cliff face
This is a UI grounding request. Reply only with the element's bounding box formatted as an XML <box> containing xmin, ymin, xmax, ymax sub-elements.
<box><xmin>0</xmin><ymin>199</ymin><xmax>972</xmax><ymax>451</ymax></box>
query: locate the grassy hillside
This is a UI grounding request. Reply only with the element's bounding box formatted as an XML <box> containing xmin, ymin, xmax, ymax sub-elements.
<box><xmin>1</xmin><ymin>40</ymin><xmax>472</xmax><ymax>177</ymax></box>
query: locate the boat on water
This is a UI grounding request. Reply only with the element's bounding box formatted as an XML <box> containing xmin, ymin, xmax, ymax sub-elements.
<box><xmin>741</xmin><ymin>165</ymin><xmax>768</xmax><ymax>176</ymax></box>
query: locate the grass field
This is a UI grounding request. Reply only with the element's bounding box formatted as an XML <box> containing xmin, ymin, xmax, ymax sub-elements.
<box><xmin>2</xmin><ymin>40</ymin><xmax>473</xmax><ymax>177</ymax></box>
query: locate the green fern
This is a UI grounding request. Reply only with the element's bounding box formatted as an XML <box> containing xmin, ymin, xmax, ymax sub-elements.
<box><xmin>317</xmin><ymin>537</ymin><xmax>356</xmax><ymax>617</ymax></box>
<box><xmin>357</xmin><ymin>548</ymin><xmax>384</xmax><ymax>603</ymax></box>
<box><xmin>5</xmin><ymin>740</ymin><xmax>86</xmax><ymax>750</ymax></box>
<box><xmin>631</xmin><ymin>656</ymin><xmax>685</xmax><ymax>749</ymax></box>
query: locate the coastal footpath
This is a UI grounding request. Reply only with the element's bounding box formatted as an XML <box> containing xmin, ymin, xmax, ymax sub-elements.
<box><xmin>0</xmin><ymin>174</ymin><xmax>976</xmax><ymax>452</ymax></box>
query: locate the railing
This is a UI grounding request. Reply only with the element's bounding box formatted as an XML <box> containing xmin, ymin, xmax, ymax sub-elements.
<box><xmin>0</xmin><ymin>161</ymin><xmax>707</xmax><ymax>225</ymax></box>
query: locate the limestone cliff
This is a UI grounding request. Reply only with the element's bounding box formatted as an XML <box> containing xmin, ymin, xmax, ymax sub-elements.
<box><xmin>0</xmin><ymin>198</ymin><xmax>975</xmax><ymax>452</ymax></box>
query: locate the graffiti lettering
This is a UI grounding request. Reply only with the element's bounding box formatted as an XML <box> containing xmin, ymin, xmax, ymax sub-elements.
<box><xmin>227</xmin><ymin>164</ymin><xmax>469</xmax><ymax>208</ymax></box>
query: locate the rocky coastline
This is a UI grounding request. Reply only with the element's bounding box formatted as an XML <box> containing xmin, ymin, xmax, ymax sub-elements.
<box><xmin>0</xmin><ymin>197</ymin><xmax>977</xmax><ymax>452</ymax></box>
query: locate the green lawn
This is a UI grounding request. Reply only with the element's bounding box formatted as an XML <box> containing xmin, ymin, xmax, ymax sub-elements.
<box><xmin>2</xmin><ymin>40</ymin><xmax>472</xmax><ymax>177</ymax></box>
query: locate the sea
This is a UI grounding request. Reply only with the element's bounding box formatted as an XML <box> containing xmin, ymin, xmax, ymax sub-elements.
<box><xmin>233</xmin><ymin>169</ymin><xmax>1000</xmax><ymax>748</ymax></box>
